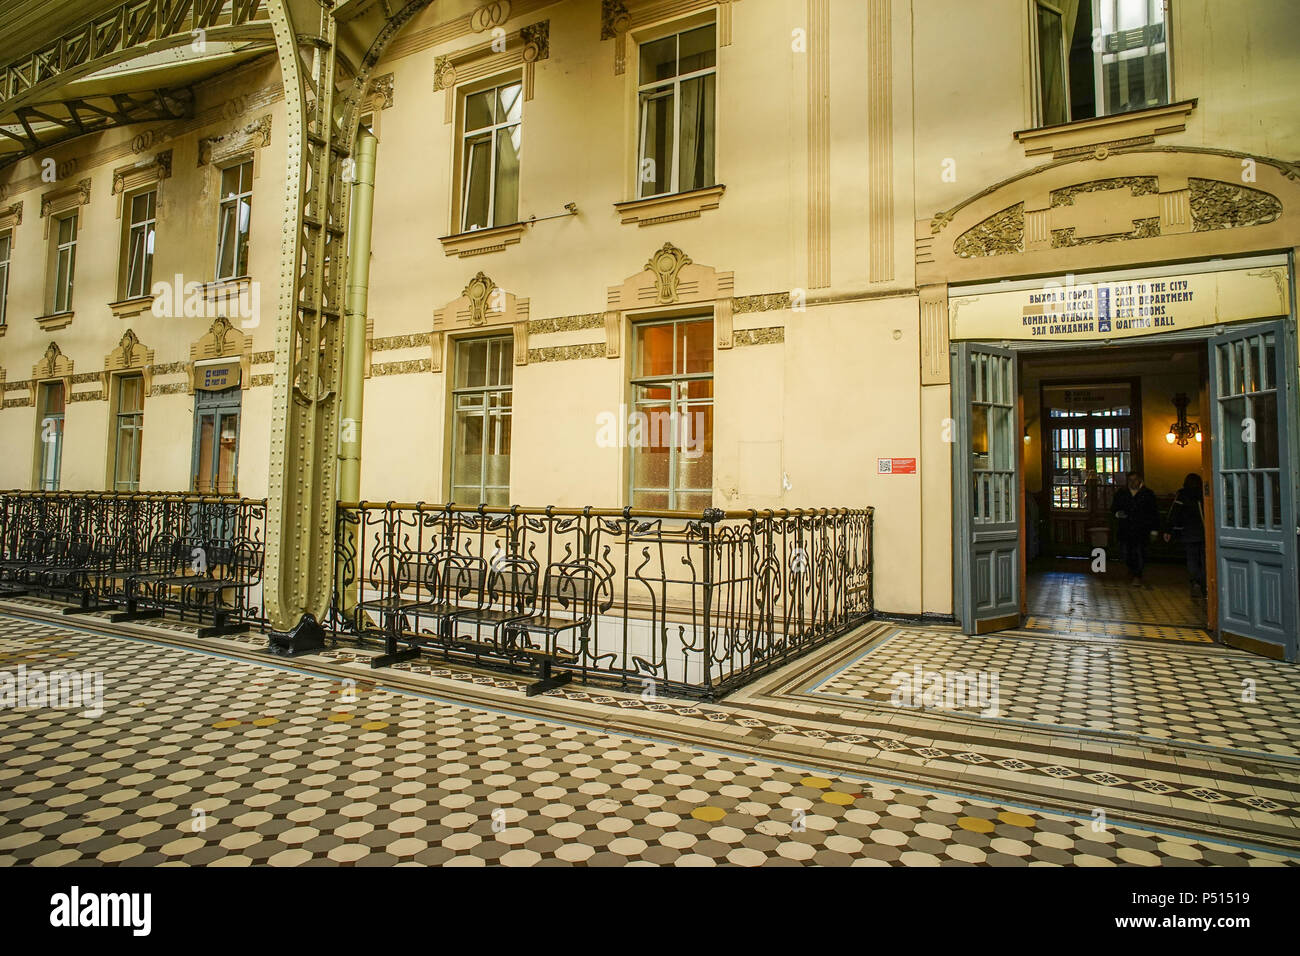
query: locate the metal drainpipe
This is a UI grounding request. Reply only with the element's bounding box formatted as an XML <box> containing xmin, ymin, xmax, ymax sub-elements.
<box><xmin>337</xmin><ymin>130</ymin><xmax>377</xmax><ymax>623</ymax></box>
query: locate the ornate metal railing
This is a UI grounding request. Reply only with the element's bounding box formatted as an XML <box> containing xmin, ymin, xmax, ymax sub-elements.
<box><xmin>0</xmin><ymin>491</ymin><xmax>873</xmax><ymax>698</ymax></box>
<box><xmin>0</xmin><ymin>490</ymin><xmax>267</xmax><ymax>631</ymax></box>
<box><xmin>331</xmin><ymin>503</ymin><xmax>873</xmax><ymax>699</ymax></box>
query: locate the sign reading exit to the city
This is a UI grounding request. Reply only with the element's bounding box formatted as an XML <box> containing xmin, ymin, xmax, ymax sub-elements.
<box><xmin>949</xmin><ymin>264</ymin><xmax>1289</xmax><ymax>342</ymax></box>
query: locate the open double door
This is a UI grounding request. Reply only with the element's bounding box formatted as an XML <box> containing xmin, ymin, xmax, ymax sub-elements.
<box><xmin>953</xmin><ymin>320</ymin><xmax>1299</xmax><ymax>662</ymax></box>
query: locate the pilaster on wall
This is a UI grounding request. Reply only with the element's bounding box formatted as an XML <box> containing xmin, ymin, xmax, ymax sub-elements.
<box><xmin>806</xmin><ymin>0</ymin><xmax>830</xmax><ymax>289</ymax></box>
<box><xmin>866</xmin><ymin>0</ymin><xmax>894</xmax><ymax>283</ymax></box>
<box><xmin>919</xmin><ymin>284</ymin><xmax>949</xmax><ymax>386</ymax></box>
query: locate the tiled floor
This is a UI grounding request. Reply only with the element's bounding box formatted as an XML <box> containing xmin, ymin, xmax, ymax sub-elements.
<box><xmin>1</xmin><ymin>605</ymin><xmax>1297</xmax><ymax>867</ymax></box>
<box><xmin>1027</xmin><ymin>561</ymin><xmax>1209</xmax><ymax>643</ymax></box>
<box><xmin>805</xmin><ymin>629</ymin><xmax>1297</xmax><ymax>756</ymax></box>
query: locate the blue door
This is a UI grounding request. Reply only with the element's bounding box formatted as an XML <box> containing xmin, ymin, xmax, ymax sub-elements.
<box><xmin>1208</xmin><ymin>321</ymin><xmax>1298</xmax><ymax>661</ymax></box>
<box><xmin>954</xmin><ymin>342</ymin><xmax>1021</xmax><ymax>634</ymax></box>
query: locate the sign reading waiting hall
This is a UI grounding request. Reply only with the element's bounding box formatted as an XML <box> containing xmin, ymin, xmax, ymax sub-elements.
<box><xmin>950</xmin><ymin>265</ymin><xmax>1290</xmax><ymax>342</ymax></box>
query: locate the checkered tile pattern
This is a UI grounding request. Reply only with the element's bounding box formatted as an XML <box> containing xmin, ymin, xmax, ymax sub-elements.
<box><xmin>1029</xmin><ymin>564</ymin><xmax>1205</xmax><ymax>630</ymax></box>
<box><xmin>807</xmin><ymin>629</ymin><xmax>1300</xmax><ymax>758</ymax></box>
<box><xmin>1</xmin><ymin>616</ymin><xmax>1293</xmax><ymax>866</ymax></box>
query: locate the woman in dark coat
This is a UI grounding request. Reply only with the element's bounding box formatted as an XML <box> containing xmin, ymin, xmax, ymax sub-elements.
<box><xmin>1164</xmin><ymin>472</ymin><xmax>1207</xmax><ymax>597</ymax></box>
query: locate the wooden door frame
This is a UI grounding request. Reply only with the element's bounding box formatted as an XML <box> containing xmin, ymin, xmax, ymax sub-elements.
<box><xmin>1199</xmin><ymin>347</ymin><xmax>1217</xmax><ymax>630</ymax></box>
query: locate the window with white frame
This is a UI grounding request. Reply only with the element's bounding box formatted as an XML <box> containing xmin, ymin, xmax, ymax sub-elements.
<box><xmin>36</xmin><ymin>381</ymin><xmax>65</xmax><ymax>491</ymax></box>
<box><xmin>636</xmin><ymin>22</ymin><xmax>716</xmax><ymax>199</ymax></box>
<box><xmin>49</xmin><ymin>212</ymin><xmax>77</xmax><ymax>314</ymax></box>
<box><xmin>460</xmin><ymin>80</ymin><xmax>522</xmax><ymax>232</ymax></box>
<box><xmin>629</xmin><ymin>316</ymin><xmax>713</xmax><ymax>511</ymax></box>
<box><xmin>1033</xmin><ymin>0</ymin><xmax>1170</xmax><ymax>127</ymax></box>
<box><xmin>215</xmin><ymin>160</ymin><xmax>253</xmax><ymax>280</ymax></box>
<box><xmin>0</xmin><ymin>230</ymin><xmax>10</xmax><ymax>327</ymax></box>
<box><xmin>450</xmin><ymin>336</ymin><xmax>513</xmax><ymax>506</ymax></box>
<box><xmin>123</xmin><ymin>189</ymin><xmax>157</xmax><ymax>299</ymax></box>
<box><xmin>113</xmin><ymin>373</ymin><xmax>145</xmax><ymax>492</ymax></box>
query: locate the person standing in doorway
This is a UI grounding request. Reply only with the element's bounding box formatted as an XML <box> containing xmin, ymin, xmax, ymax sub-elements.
<box><xmin>1165</xmin><ymin>472</ymin><xmax>1207</xmax><ymax>597</ymax></box>
<box><xmin>1111</xmin><ymin>471</ymin><xmax>1159</xmax><ymax>586</ymax></box>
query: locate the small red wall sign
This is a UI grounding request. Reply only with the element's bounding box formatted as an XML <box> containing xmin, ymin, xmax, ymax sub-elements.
<box><xmin>877</xmin><ymin>457</ymin><xmax>917</xmax><ymax>474</ymax></box>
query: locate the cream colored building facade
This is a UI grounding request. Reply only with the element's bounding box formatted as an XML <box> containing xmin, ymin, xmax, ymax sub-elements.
<box><xmin>1</xmin><ymin>0</ymin><xmax>1298</xmax><ymax>625</ymax></box>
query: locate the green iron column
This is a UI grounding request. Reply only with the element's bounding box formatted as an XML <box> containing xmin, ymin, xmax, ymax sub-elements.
<box><xmin>262</xmin><ymin>0</ymin><xmax>433</xmax><ymax>654</ymax></box>
<box><xmin>337</xmin><ymin>129</ymin><xmax>378</xmax><ymax>624</ymax></box>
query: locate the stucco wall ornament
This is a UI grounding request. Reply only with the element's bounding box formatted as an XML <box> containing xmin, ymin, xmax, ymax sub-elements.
<box><xmin>1189</xmin><ymin>178</ymin><xmax>1283</xmax><ymax>231</ymax></box>
<box><xmin>464</xmin><ymin>272</ymin><xmax>497</xmax><ymax>326</ymax></box>
<box><xmin>954</xmin><ymin>204</ymin><xmax>1025</xmax><ymax>258</ymax></box>
<box><xmin>645</xmin><ymin>243</ymin><xmax>693</xmax><ymax>303</ymax></box>
<box><xmin>600</xmin><ymin>0</ymin><xmax>631</xmax><ymax>39</ymax></box>
<box><xmin>470</xmin><ymin>1</ymin><xmax>512</xmax><ymax>32</ymax></box>
<box><xmin>520</xmin><ymin>21</ymin><xmax>549</xmax><ymax>61</ymax></box>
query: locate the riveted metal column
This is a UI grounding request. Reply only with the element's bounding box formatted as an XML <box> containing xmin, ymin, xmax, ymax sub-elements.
<box><xmin>264</xmin><ymin>0</ymin><xmax>343</xmax><ymax>653</ymax></box>
<box><xmin>262</xmin><ymin>0</ymin><xmax>434</xmax><ymax>654</ymax></box>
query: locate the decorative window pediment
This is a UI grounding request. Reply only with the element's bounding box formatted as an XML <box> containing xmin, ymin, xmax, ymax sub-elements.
<box><xmin>102</xmin><ymin>328</ymin><xmax>155</xmax><ymax>393</ymax></box>
<box><xmin>188</xmin><ymin>315</ymin><xmax>252</xmax><ymax>393</ymax></box>
<box><xmin>198</xmin><ymin>115</ymin><xmax>271</xmax><ymax>167</ymax></box>
<box><xmin>40</xmin><ymin>179</ymin><xmax>90</xmax><ymax>237</ymax></box>
<box><xmin>112</xmin><ymin>149</ymin><xmax>172</xmax><ymax>213</ymax></box>
<box><xmin>600</xmin><ymin>0</ymin><xmax>739</xmax><ymax>75</ymax></box>
<box><xmin>431</xmin><ymin>272</ymin><xmax>530</xmax><ymax>372</ymax></box>
<box><xmin>605</xmin><ymin>242</ymin><xmax>735</xmax><ymax>354</ymax></box>
<box><xmin>433</xmin><ymin>20</ymin><xmax>550</xmax><ymax>123</ymax></box>
<box><xmin>0</xmin><ymin>201</ymin><xmax>21</xmax><ymax>232</ymax></box>
<box><xmin>30</xmin><ymin>341</ymin><xmax>73</xmax><ymax>405</ymax></box>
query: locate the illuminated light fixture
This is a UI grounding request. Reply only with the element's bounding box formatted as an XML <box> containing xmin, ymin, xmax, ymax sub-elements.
<box><xmin>1166</xmin><ymin>392</ymin><xmax>1202</xmax><ymax>447</ymax></box>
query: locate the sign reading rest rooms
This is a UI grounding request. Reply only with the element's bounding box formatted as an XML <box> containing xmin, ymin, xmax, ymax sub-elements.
<box><xmin>950</xmin><ymin>265</ymin><xmax>1290</xmax><ymax>342</ymax></box>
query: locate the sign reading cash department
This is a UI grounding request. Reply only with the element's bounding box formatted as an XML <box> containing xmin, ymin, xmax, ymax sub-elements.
<box><xmin>949</xmin><ymin>265</ymin><xmax>1289</xmax><ymax>342</ymax></box>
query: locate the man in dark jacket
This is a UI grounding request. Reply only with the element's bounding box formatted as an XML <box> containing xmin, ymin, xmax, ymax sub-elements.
<box><xmin>1111</xmin><ymin>471</ymin><xmax>1159</xmax><ymax>586</ymax></box>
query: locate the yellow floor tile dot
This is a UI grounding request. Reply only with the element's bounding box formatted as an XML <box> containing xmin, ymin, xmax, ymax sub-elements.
<box><xmin>801</xmin><ymin>777</ymin><xmax>832</xmax><ymax>789</ymax></box>
<box><xmin>252</xmin><ymin>717</ymin><xmax>279</xmax><ymax>727</ymax></box>
<box><xmin>211</xmin><ymin>720</ymin><xmax>241</xmax><ymax>729</ymax></box>
<box><xmin>822</xmin><ymin>791</ymin><xmax>855</xmax><ymax>805</ymax></box>
<box><xmin>997</xmin><ymin>811</ymin><xmax>1036</xmax><ymax>828</ymax></box>
<box><xmin>361</xmin><ymin>721</ymin><xmax>388</xmax><ymax>731</ymax></box>
<box><xmin>957</xmin><ymin>816</ymin><xmax>996</xmax><ymax>834</ymax></box>
<box><xmin>691</xmin><ymin>806</ymin><xmax>726</xmax><ymax>822</ymax></box>
<box><xmin>328</xmin><ymin>713</ymin><xmax>353</xmax><ymax>722</ymax></box>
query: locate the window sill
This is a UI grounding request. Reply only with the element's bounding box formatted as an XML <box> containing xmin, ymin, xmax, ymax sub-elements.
<box><xmin>203</xmin><ymin>275</ymin><xmax>252</xmax><ymax>299</ymax></box>
<box><xmin>614</xmin><ymin>185</ymin><xmax>725</xmax><ymax>227</ymax></box>
<box><xmin>1013</xmin><ymin>100</ymin><xmax>1197</xmax><ymax>158</ymax></box>
<box><xmin>36</xmin><ymin>311</ymin><xmax>74</xmax><ymax>331</ymax></box>
<box><xmin>438</xmin><ymin>222</ymin><xmax>528</xmax><ymax>258</ymax></box>
<box><xmin>109</xmin><ymin>294</ymin><xmax>156</xmax><ymax>320</ymax></box>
